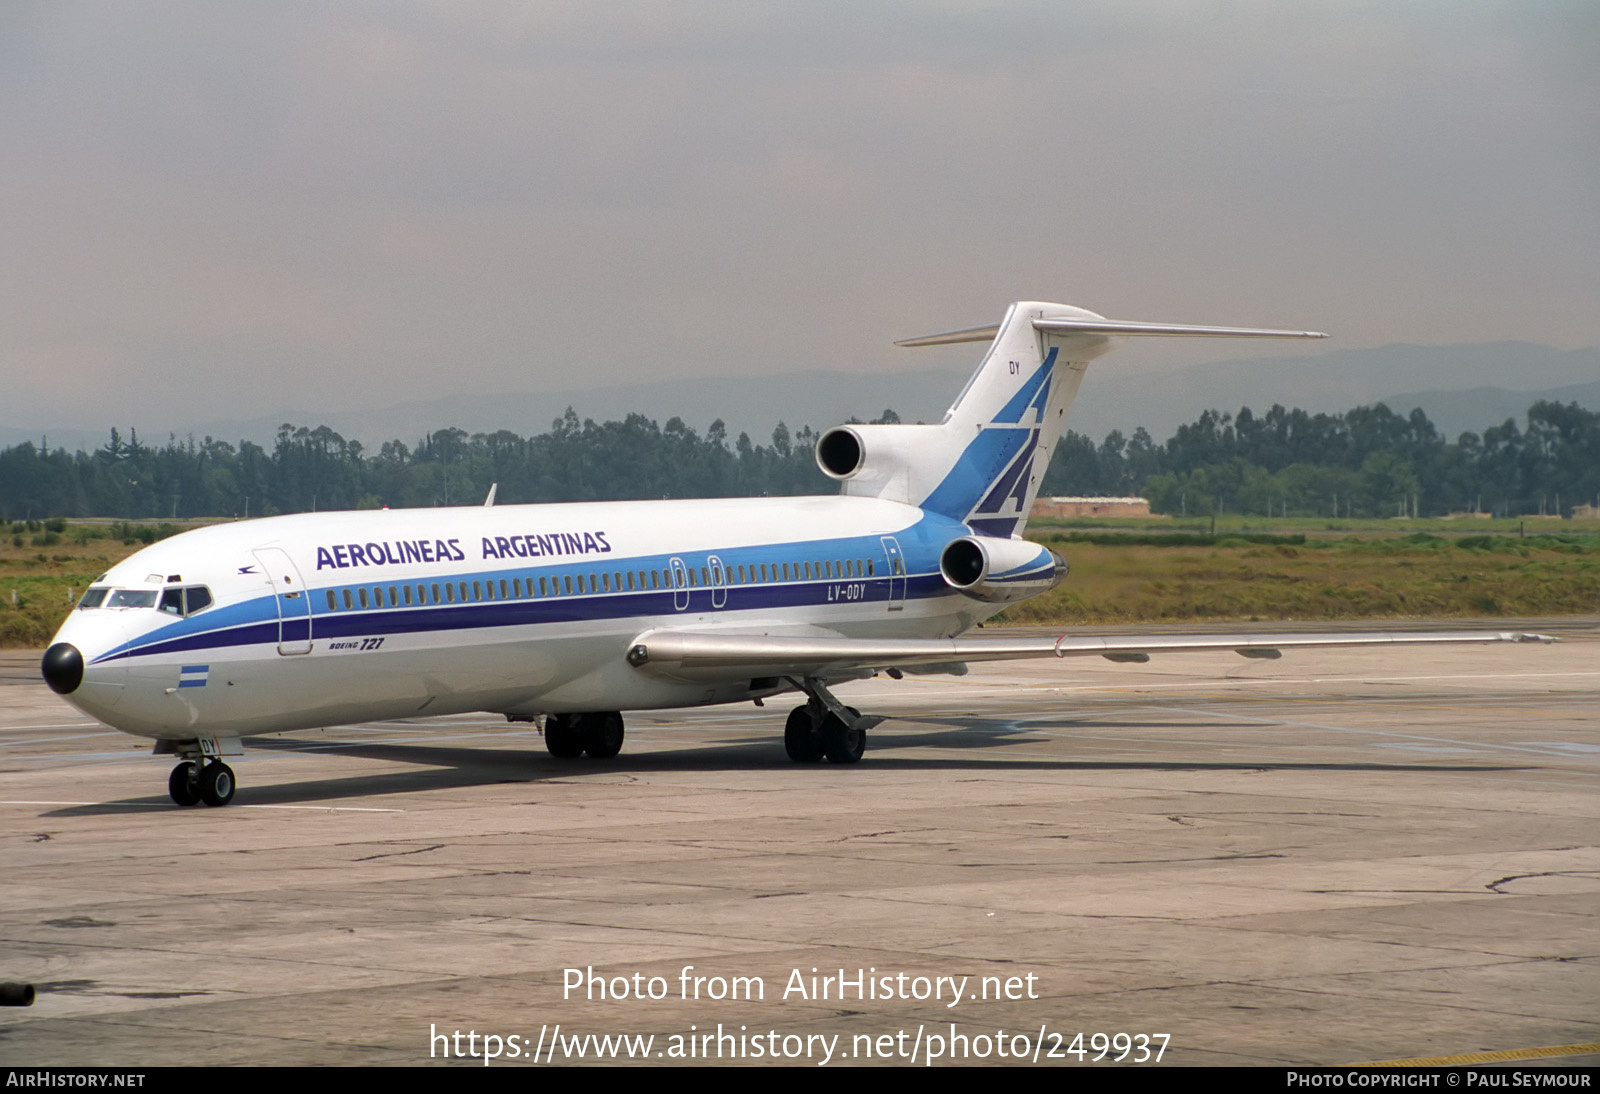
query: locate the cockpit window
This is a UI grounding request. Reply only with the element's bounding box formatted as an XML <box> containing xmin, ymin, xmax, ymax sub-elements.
<box><xmin>95</xmin><ymin>585</ymin><xmax>213</xmax><ymax>613</ymax></box>
<box><xmin>107</xmin><ymin>589</ymin><xmax>158</xmax><ymax>609</ymax></box>
<box><xmin>153</xmin><ymin>585</ymin><xmax>214</xmax><ymax>617</ymax></box>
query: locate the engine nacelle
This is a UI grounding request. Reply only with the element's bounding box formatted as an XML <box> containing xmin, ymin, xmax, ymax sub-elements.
<box><xmin>939</xmin><ymin>536</ymin><xmax>1068</xmax><ymax>603</ymax></box>
<box><xmin>814</xmin><ymin>423</ymin><xmax>950</xmax><ymax>506</ymax></box>
<box><xmin>815</xmin><ymin>425</ymin><xmax>868</xmax><ymax>479</ymax></box>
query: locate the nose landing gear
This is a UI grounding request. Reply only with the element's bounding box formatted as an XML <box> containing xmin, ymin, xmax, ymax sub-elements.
<box><xmin>157</xmin><ymin>738</ymin><xmax>242</xmax><ymax>807</ymax></box>
<box><xmin>167</xmin><ymin>760</ymin><xmax>236</xmax><ymax>807</ymax></box>
<box><xmin>168</xmin><ymin>762</ymin><xmax>200</xmax><ymax>806</ymax></box>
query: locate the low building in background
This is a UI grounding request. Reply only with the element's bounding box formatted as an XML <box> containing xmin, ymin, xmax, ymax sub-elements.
<box><xmin>1030</xmin><ymin>496</ymin><xmax>1152</xmax><ymax>519</ymax></box>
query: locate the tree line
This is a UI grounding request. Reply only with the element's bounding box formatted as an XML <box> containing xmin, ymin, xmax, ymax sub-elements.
<box><xmin>1041</xmin><ymin>401</ymin><xmax>1598</xmax><ymax>519</ymax></box>
<box><xmin>1</xmin><ymin>400</ymin><xmax>1595</xmax><ymax>521</ymax></box>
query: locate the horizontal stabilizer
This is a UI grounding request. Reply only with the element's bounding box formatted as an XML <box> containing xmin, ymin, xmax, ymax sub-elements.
<box><xmin>1031</xmin><ymin>318</ymin><xmax>1327</xmax><ymax>339</ymax></box>
<box><xmin>894</xmin><ymin>324</ymin><xmax>1001</xmax><ymax>347</ymax></box>
<box><xmin>895</xmin><ymin>316</ymin><xmax>1327</xmax><ymax>347</ymax></box>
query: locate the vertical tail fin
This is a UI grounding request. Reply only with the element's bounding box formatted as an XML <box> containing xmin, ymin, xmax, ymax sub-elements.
<box><xmin>915</xmin><ymin>302</ymin><xmax>1103</xmax><ymax>536</ymax></box>
<box><xmin>817</xmin><ymin>302</ymin><xmax>1325</xmax><ymax>536</ymax></box>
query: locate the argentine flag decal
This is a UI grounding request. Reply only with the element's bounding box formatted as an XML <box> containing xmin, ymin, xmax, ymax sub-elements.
<box><xmin>178</xmin><ymin>665</ymin><xmax>209</xmax><ymax>689</ymax></box>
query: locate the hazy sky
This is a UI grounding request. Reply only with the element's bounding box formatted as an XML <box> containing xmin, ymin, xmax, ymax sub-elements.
<box><xmin>3</xmin><ymin>1</ymin><xmax>1596</xmax><ymax>430</ymax></box>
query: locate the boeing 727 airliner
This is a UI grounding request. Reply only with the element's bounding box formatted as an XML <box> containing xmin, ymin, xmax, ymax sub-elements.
<box><xmin>40</xmin><ymin>302</ymin><xmax>1549</xmax><ymax>806</ymax></box>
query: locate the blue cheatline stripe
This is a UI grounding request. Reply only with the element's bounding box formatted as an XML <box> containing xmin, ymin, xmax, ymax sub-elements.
<box><xmin>92</xmin><ymin>512</ymin><xmax>987</xmax><ymax>665</ymax></box>
<box><xmin>177</xmin><ymin>680</ymin><xmax>207</xmax><ymax>688</ymax></box>
<box><xmin>97</xmin><ymin>622</ymin><xmax>282</xmax><ymax>664</ymax></box>
<box><xmin>99</xmin><ymin>572</ymin><xmax>959</xmax><ymax>663</ymax></box>
<box><xmin>99</xmin><ymin>597</ymin><xmax>278</xmax><ymax>662</ymax></box>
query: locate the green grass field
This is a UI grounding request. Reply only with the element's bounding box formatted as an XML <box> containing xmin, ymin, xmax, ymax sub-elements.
<box><xmin>1028</xmin><ymin>513</ymin><xmax>1600</xmax><ymax>537</ymax></box>
<box><xmin>3</xmin><ymin>520</ymin><xmax>1597</xmax><ymax>648</ymax></box>
<box><xmin>1001</xmin><ymin>532</ymin><xmax>1600</xmax><ymax>625</ymax></box>
<box><xmin>0</xmin><ymin>520</ymin><xmax>205</xmax><ymax>647</ymax></box>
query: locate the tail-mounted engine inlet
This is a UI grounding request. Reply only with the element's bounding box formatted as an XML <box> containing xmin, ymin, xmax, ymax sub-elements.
<box><xmin>939</xmin><ymin>536</ymin><xmax>1067</xmax><ymax>603</ymax></box>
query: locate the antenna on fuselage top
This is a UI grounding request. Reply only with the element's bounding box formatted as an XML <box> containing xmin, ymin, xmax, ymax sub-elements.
<box><xmin>483</xmin><ymin>483</ymin><xmax>498</xmax><ymax>507</ymax></box>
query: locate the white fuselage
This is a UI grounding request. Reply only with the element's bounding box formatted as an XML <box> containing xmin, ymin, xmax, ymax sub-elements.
<box><xmin>49</xmin><ymin>495</ymin><xmax>992</xmax><ymax>741</ymax></box>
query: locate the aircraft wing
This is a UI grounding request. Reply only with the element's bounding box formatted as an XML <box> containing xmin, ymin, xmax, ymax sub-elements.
<box><xmin>625</xmin><ymin>628</ymin><xmax>1553</xmax><ymax>682</ymax></box>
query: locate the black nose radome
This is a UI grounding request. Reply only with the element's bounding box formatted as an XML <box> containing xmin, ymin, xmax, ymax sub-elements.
<box><xmin>0</xmin><ymin>982</ymin><xmax>35</xmax><ymax>1007</ymax></box>
<box><xmin>42</xmin><ymin>643</ymin><xmax>84</xmax><ymax>695</ymax></box>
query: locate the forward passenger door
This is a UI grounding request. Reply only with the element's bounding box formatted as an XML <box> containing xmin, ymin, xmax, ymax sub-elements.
<box><xmin>253</xmin><ymin>547</ymin><xmax>314</xmax><ymax>655</ymax></box>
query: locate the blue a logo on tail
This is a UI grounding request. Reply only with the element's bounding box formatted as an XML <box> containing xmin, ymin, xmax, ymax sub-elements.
<box><xmin>921</xmin><ymin>348</ymin><xmax>1057</xmax><ymax>536</ymax></box>
<box><xmin>968</xmin><ymin>428</ymin><xmax>1042</xmax><ymax>536</ymax></box>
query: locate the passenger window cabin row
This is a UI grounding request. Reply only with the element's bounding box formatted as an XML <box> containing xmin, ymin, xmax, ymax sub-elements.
<box><xmin>321</xmin><ymin>554</ymin><xmax>907</xmax><ymax>612</ymax></box>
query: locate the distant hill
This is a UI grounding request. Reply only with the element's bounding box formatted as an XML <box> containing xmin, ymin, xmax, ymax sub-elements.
<box><xmin>1068</xmin><ymin>342</ymin><xmax>1600</xmax><ymax>439</ymax></box>
<box><xmin>0</xmin><ymin>366</ymin><xmax>971</xmax><ymax>454</ymax></box>
<box><xmin>4</xmin><ymin>341</ymin><xmax>1594</xmax><ymax>453</ymax></box>
<box><xmin>1374</xmin><ymin>381</ymin><xmax>1600</xmax><ymax>440</ymax></box>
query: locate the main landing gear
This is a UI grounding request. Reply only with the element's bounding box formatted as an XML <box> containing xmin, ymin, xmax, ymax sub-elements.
<box><xmin>783</xmin><ymin>676</ymin><xmax>881</xmax><ymax>764</ymax></box>
<box><xmin>167</xmin><ymin>759</ymin><xmax>236</xmax><ymax>807</ymax></box>
<box><xmin>543</xmin><ymin>712</ymin><xmax>625</xmax><ymax>760</ymax></box>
